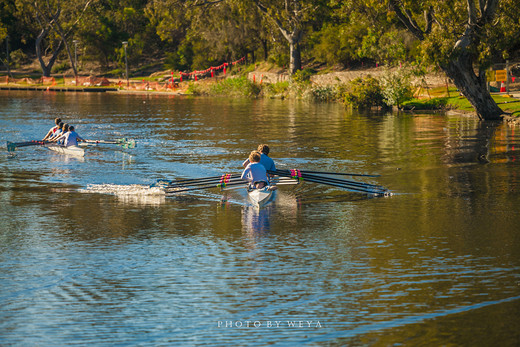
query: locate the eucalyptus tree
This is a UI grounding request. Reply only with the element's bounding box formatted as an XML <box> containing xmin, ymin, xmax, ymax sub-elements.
<box><xmin>387</xmin><ymin>0</ymin><xmax>520</xmax><ymax>120</ymax></box>
<box><xmin>17</xmin><ymin>0</ymin><xmax>94</xmax><ymax>77</ymax></box>
<box><xmin>0</xmin><ymin>24</ymin><xmax>10</xmax><ymax>75</ymax></box>
<box><xmin>77</xmin><ymin>0</ymin><xmax>161</xmax><ymax>71</ymax></box>
<box><xmin>148</xmin><ymin>0</ymin><xmax>267</xmax><ymax>70</ymax></box>
<box><xmin>252</xmin><ymin>0</ymin><xmax>329</xmax><ymax>74</ymax></box>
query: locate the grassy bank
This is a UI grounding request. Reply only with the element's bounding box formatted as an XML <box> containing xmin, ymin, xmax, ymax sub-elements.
<box><xmin>403</xmin><ymin>87</ymin><xmax>520</xmax><ymax>117</ymax></box>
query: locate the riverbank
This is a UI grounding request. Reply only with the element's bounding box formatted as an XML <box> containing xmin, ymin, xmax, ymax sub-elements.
<box><xmin>2</xmin><ymin>65</ymin><xmax>520</xmax><ymax>119</ymax></box>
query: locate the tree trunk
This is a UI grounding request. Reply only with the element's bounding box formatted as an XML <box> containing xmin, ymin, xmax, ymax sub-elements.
<box><xmin>441</xmin><ymin>51</ymin><xmax>503</xmax><ymax>121</ymax></box>
<box><xmin>35</xmin><ymin>28</ymin><xmax>63</xmax><ymax>77</ymax></box>
<box><xmin>262</xmin><ymin>39</ymin><xmax>268</xmax><ymax>61</ymax></box>
<box><xmin>289</xmin><ymin>39</ymin><xmax>301</xmax><ymax>74</ymax></box>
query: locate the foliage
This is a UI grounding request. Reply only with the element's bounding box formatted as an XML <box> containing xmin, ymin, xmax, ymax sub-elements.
<box><xmin>343</xmin><ymin>75</ymin><xmax>386</xmax><ymax>109</ymax></box>
<box><xmin>209</xmin><ymin>76</ymin><xmax>261</xmax><ymax>97</ymax></box>
<box><xmin>263</xmin><ymin>81</ymin><xmax>290</xmax><ymax>98</ymax></box>
<box><xmin>52</xmin><ymin>61</ymin><xmax>70</xmax><ymax>74</ymax></box>
<box><xmin>310</xmin><ymin>86</ymin><xmax>340</xmax><ymax>102</ymax></box>
<box><xmin>292</xmin><ymin>68</ymin><xmax>315</xmax><ymax>84</ymax></box>
<box><xmin>186</xmin><ymin>76</ymin><xmax>261</xmax><ymax>97</ymax></box>
<box><xmin>9</xmin><ymin>49</ymin><xmax>30</xmax><ymax>68</ymax></box>
<box><xmin>379</xmin><ymin>69</ymin><xmax>414</xmax><ymax>109</ymax></box>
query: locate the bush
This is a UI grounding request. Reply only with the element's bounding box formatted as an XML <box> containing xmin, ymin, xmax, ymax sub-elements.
<box><xmin>342</xmin><ymin>75</ymin><xmax>385</xmax><ymax>108</ymax></box>
<box><xmin>380</xmin><ymin>69</ymin><xmax>414</xmax><ymax>109</ymax></box>
<box><xmin>10</xmin><ymin>49</ymin><xmax>30</xmax><ymax>68</ymax></box>
<box><xmin>51</xmin><ymin>61</ymin><xmax>70</xmax><ymax>74</ymax></box>
<box><xmin>264</xmin><ymin>81</ymin><xmax>290</xmax><ymax>98</ymax></box>
<box><xmin>210</xmin><ymin>76</ymin><xmax>261</xmax><ymax>97</ymax></box>
<box><xmin>310</xmin><ymin>86</ymin><xmax>339</xmax><ymax>102</ymax></box>
<box><xmin>292</xmin><ymin>68</ymin><xmax>316</xmax><ymax>84</ymax></box>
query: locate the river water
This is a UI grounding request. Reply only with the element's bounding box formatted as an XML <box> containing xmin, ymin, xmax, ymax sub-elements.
<box><xmin>1</xmin><ymin>90</ymin><xmax>519</xmax><ymax>346</ymax></box>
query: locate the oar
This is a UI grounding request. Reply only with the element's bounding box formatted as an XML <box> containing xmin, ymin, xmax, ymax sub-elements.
<box><xmin>295</xmin><ymin>175</ymin><xmax>388</xmax><ymax>194</ymax></box>
<box><xmin>84</xmin><ymin>138</ymin><xmax>136</xmax><ymax>148</ymax></box>
<box><xmin>165</xmin><ymin>181</ymin><xmax>247</xmax><ymax>195</ymax></box>
<box><xmin>165</xmin><ymin>177</ymin><xmax>244</xmax><ymax>189</ymax></box>
<box><xmin>296</xmin><ymin>172</ymin><xmax>386</xmax><ymax>191</ymax></box>
<box><xmin>270</xmin><ymin>169</ymin><xmax>384</xmax><ymax>189</ymax></box>
<box><xmin>296</xmin><ymin>169</ymin><xmax>380</xmax><ymax>178</ymax></box>
<box><xmin>161</xmin><ymin>173</ymin><xmax>242</xmax><ymax>187</ymax></box>
<box><xmin>7</xmin><ymin>140</ymin><xmax>47</xmax><ymax>152</ymax></box>
<box><xmin>269</xmin><ymin>169</ymin><xmax>388</xmax><ymax>195</ymax></box>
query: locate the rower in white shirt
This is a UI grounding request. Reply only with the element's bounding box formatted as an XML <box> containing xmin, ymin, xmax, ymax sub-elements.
<box><xmin>48</xmin><ymin>123</ymin><xmax>68</xmax><ymax>142</ymax></box>
<box><xmin>55</xmin><ymin>125</ymin><xmax>84</xmax><ymax>146</ymax></box>
<box><xmin>42</xmin><ymin>117</ymin><xmax>62</xmax><ymax>141</ymax></box>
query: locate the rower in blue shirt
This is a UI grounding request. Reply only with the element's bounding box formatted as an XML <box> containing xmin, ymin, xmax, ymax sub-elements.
<box><xmin>242</xmin><ymin>144</ymin><xmax>276</xmax><ymax>173</ymax></box>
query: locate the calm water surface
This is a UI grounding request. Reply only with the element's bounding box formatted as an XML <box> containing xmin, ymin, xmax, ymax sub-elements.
<box><xmin>1</xmin><ymin>90</ymin><xmax>520</xmax><ymax>346</ymax></box>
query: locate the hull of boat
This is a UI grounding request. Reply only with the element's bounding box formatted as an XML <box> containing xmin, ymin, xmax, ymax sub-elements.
<box><xmin>44</xmin><ymin>144</ymin><xmax>85</xmax><ymax>157</ymax></box>
<box><xmin>247</xmin><ymin>186</ymin><xmax>274</xmax><ymax>207</ymax></box>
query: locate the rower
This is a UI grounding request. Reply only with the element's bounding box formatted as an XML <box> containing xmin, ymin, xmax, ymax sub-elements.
<box><xmin>241</xmin><ymin>150</ymin><xmax>277</xmax><ymax>190</ymax></box>
<box><xmin>48</xmin><ymin>122</ymin><xmax>67</xmax><ymax>142</ymax></box>
<box><xmin>242</xmin><ymin>144</ymin><xmax>276</xmax><ymax>172</ymax></box>
<box><xmin>43</xmin><ymin>118</ymin><xmax>62</xmax><ymax>141</ymax></box>
<box><xmin>51</xmin><ymin>123</ymin><xmax>70</xmax><ymax>143</ymax></box>
<box><xmin>55</xmin><ymin>125</ymin><xmax>84</xmax><ymax>147</ymax></box>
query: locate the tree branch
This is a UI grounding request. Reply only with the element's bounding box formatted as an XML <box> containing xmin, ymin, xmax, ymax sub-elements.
<box><xmin>254</xmin><ymin>0</ymin><xmax>291</xmax><ymax>41</ymax></box>
<box><xmin>388</xmin><ymin>0</ymin><xmax>425</xmax><ymax>40</ymax></box>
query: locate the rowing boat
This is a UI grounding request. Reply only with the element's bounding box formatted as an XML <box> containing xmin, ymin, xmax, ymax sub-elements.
<box><xmin>44</xmin><ymin>143</ymin><xmax>85</xmax><ymax>157</ymax></box>
<box><xmin>247</xmin><ymin>186</ymin><xmax>275</xmax><ymax>207</ymax></box>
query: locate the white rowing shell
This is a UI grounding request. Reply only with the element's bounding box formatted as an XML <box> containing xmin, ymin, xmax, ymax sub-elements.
<box><xmin>44</xmin><ymin>144</ymin><xmax>85</xmax><ymax>157</ymax></box>
<box><xmin>247</xmin><ymin>186</ymin><xmax>274</xmax><ymax>207</ymax></box>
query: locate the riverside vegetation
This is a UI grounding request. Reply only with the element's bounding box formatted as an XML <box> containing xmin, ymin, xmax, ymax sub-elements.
<box><xmin>183</xmin><ymin>64</ymin><xmax>520</xmax><ymax>117</ymax></box>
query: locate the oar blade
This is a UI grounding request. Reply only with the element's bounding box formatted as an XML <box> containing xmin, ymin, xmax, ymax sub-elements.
<box><xmin>7</xmin><ymin>141</ymin><xmax>15</xmax><ymax>152</ymax></box>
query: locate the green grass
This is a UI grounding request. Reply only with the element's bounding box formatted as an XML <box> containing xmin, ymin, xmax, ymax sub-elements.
<box><xmin>404</xmin><ymin>86</ymin><xmax>520</xmax><ymax>116</ymax></box>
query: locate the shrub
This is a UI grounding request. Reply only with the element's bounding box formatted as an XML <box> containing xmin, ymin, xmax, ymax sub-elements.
<box><xmin>10</xmin><ymin>49</ymin><xmax>30</xmax><ymax>68</ymax></box>
<box><xmin>264</xmin><ymin>81</ymin><xmax>290</xmax><ymax>98</ymax></box>
<box><xmin>310</xmin><ymin>86</ymin><xmax>339</xmax><ymax>102</ymax></box>
<box><xmin>292</xmin><ymin>68</ymin><xmax>316</xmax><ymax>84</ymax></box>
<box><xmin>342</xmin><ymin>75</ymin><xmax>385</xmax><ymax>108</ymax></box>
<box><xmin>380</xmin><ymin>69</ymin><xmax>414</xmax><ymax>109</ymax></box>
<box><xmin>51</xmin><ymin>61</ymin><xmax>70</xmax><ymax>74</ymax></box>
<box><xmin>209</xmin><ymin>76</ymin><xmax>261</xmax><ymax>97</ymax></box>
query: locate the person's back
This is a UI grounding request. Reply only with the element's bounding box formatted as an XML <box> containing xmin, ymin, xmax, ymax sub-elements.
<box><xmin>43</xmin><ymin>117</ymin><xmax>62</xmax><ymax>141</ymax></box>
<box><xmin>62</xmin><ymin>126</ymin><xmax>84</xmax><ymax>146</ymax></box>
<box><xmin>260</xmin><ymin>153</ymin><xmax>276</xmax><ymax>172</ymax></box>
<box><xmin>241</xmin><ymin>151</ymin><xmax>268</xmax><ymax>188</ymax></box>
<box><xmin>243</xmin><ymin>144</ymin><xmax>276</xmax><ymax>172</ymax></box>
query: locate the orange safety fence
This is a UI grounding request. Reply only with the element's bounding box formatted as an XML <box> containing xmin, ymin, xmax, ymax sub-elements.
<box><xmin>178</xmin><ymin>57</ymin><xmax>246</xmax><ymax>82</ymax></box>
<box><xmin>0</xmin><ymin>76</ymin><xmax>55</xmax><ymax>85</ymax></box>
<box><xmin>63</xmin><ymin>75</ymin><xmax>110</xmax><ymax>86</ymax></box>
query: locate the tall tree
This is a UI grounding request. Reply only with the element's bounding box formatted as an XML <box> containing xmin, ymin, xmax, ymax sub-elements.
<box><xmin>18</xmin><ymin>0</ymin><xmax>93</xmax><ymax>77</ymax></box>
<box><xmin>252</xmin><ymin>0</ymin><xmax>325</xmax><ymax>74</ymax></box>
<box><xmin>387</xmin><ymin>0</ymin><xmax>514</xmax><ymax>120</ymax></box>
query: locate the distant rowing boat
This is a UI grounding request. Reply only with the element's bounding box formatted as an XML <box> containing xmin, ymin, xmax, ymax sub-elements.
<box><xmin>44</xmin><ymin>143</ymin><xmax>85</xmax><ymax>157</ymax></box>
<box><xmin>7</xmin><ymin>138</ymin><xmax>135</xmax><ymax>156</ymax></box>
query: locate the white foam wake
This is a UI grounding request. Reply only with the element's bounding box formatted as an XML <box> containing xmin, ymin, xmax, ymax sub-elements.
<box><xmin>80</xmin><ymin>184</ymin><xmax>166</xmax><ymax>205</ymax></box>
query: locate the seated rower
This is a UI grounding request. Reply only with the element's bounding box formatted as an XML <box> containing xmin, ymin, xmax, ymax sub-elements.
<box><xmin>42</xmin><ymin>117</ymin><xmax>62</xmax><ymax>141</ymax></box>
<box><xmin>241</xmin><ymin>150</ymin><xmax>276</xmax><ymax>190</ymax></box>
<box><xmin>242</xmin><ymin>144</ymin><xmax>276</xmax><ymax>172</ymax></box>
<box><xmin>55</xmin><ymin>125</ymin><xmax>84</xmax><ymax>147</ymax></box>
<box><xmin>48</xmin><ymin>123</ymin><xmax>68</xmax><ymax>142</ymax></box>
